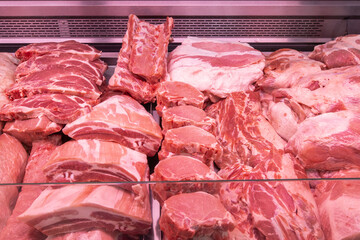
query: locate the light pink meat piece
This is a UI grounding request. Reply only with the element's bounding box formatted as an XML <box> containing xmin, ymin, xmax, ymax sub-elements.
<box><xmin>257</xmin><ymin>48</ymin><xmax>325</xmax><ymax>90</ymax></box>
<box><xmin>167</xmin><ymin>37</ymin><xmax>265</xmax><ymax>101</ymax></box>
<box><xmin>109</xmin><ymin>15</ymin><xmax>173</xmax><ymax>103</ymax></box>
<box><xmin>129</xmin><ymin>16</ymin><xmax>173</xmax><ymax>84</ymax></box>
<box><xmin>286</xmin><ymin>111</ymin><xmax>360</xmax><ymax>170</ymax></box>
<box><xmin>219</xmin><ymin>153</ymin><xmax>324</xmax><ymax>240</ymax></box>
<box><xmin>6</xmin><ymin>65</ymin><xmax>102</xmax><ymax>100</ymax></box>
<box><xmin>150</xmin><ymin>155</ymin><xmax>221</xmax><ymax>204</ymax></box>
<box><xmin>15</xmin><ymin>53</ymin><xmax>107</xmax><ymax>85</ymax></box>
<box><xmin>206</xmin><ymin>91</ymin><xmax>285</xmax><ymax>168</ymax></box>
<box><xmin>0</xmin><ymin>53</ymin><xmax>18</xmax><ymax>107</ymax></box>
<box><xmin>309</xmin><ymin>34</ymin><xmax>360</xmax><ymax>68</ymax></box>
<box><xmin>155</xmin><ymin>81</ymin><xmax>205</xmax><ymax>116</ymax></box>
<box><xmin>3</xmin><ymin>115</ymin><xmax>63</xmax><ymax>145</ymax></box>
<box><xmin>44</xmin><ymin>139</ymin><xmax>148</xmax><ymax>194</ymax></box>
<box><xmin>47</xmin><ymin>229</ymin><xmax>119</xmax><ymax>240</ymax></box>
<box><xmin>314</xmin><ymin>169</ymin><xmax>360</xmax><ymax>240</ymax></box>
<box><xmin>161</xmin><ymin>105</ymin><xmax>216</xmax><ymax>134</ymax></box>
<box><xmin>62</xmin><ymin>95</ymin><xmax>162</xmax><ymax>156</ymax></box>
<box><xmin>18</xmin><ymin>184</ymin><xmax>152</xmax><ymax>236</ymax></box>
<box><xmin>0</xmin><ymin>138</ymin><xmax>61</xmax><ymax>240</ymax></box>
<box><xmin>0</xmin><ymin>93</ymin><xmax>94</xmax><ymax>124</ymax></box>
<box><xmin>0</xmin><ymin>133</ymin><xmax>28</xmax><ymax>232</ymax></box>
<box><xmin>158</xmin><ymin>125</ymin><xmax>223</xmax><ymax>167</ymax></box>
<box><xmin>273</xmin><ymin>65</ymin><xmax>360</xmax><ymax>115</ymax></box>
<box><xmin>160</xmin><ymin>191</ymin><xmax>235</xmax><ymax>240</ymax></box>
<box><xmin>15</xmin><ymin>40</ymin><xmax>101</xmax><ymax>62</ymax></box>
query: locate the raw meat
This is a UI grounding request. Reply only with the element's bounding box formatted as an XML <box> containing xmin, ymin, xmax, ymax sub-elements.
<box><xmin>219</xmin><ymin>153</ymin><xmax>324</xmax><ymax>240</ymax></box>
<box><xmin>18</xmin><ymin>184</ymin><xmax>152</xmax><ymax>236</ymax></box>
<box><xmin>16</xmin><ymin>52</ymin><xmax>107</xmax><ymax>86</ymax></box>
<box><xmin>272</xmin><ymin>65</ymin><xmax>360</xmax><ymax>115</ymax></box>
<box><xmin>257</xmin><ymin>48</ymin><xmax>325</xmax><ymax>90</ymax></box>
<box><xmin>167</xmin><ymin>37</ymin><xmax>265</xmax><ymax>101</ymax></box>
<box><xmin>150</xmin><ymin>155</ymin><xmax>221</xmax><ymax>204</ymax></box>
<box><xmin>108</xmin><ymin>15</ymin><xmax>173</xmax><ymax>103</ymax></box>
<box><xmin>0</xmin><ymin>93</ymin><xmax>94</xmax><ymax>124</ymax></box>
<box><xmin>159</xmin><ymin>191</ymin><xmax>235</xmax><ymax>240</ymax></box>
<box><xmin>161</xmin><ymin>105</ymin><xmax>216</xmax><ymax>134</ymax></box>
<box><xmin>6</xmin><ymin>65</ymin><xmax>102</xmax><ymax>100</ymax></box>
<box><xmin>44</xmin><ymin>139</ymin><xmax>148</xmax><ymax>193</ymax></box>
<box><xmin>47</xmin><ymin>230</ymin><xmax>119</xmax><ymax>240</ymax></box>
<box><xmin>62</xmin><ymin>95</ymin><xmax>162</xmax><ymax>156</ymax></box>
<box><xmin>0</xmin><ymin>137</ymin><xmax>61</xmax><ymax>240</ymax></box>
<box><xmin>156</xmin><ymin>81</ymin><xmax>205</xmax><ymax>116</ymax></box>
<box><xmin>286</xmin><ymin>110</ymin><xmax>360</xmax><ymax>170</ymax></box>
<box><xmin>206</xmin><ymin>91</ymin><xmax>285</xmax><ymax>168</ymax></box>
<box><xmin>15</xmin><ymin>40</ymin><xmax>101</xmax><ymax>62</ymax></box>
<box><xmin>3</xmin><ymin>115</ymin><xmax>63</xmax><ymax>145</ymax></box>
<box><xmin>0</xmin><ymin>53</ymin><xmax>18</xmax><ymax>106</ymax></box>
<box><xmin>0</xmin><ymin>133</ymin><xmax>28</xmax><ymax>232</ymax></box>
<box><xmin>309</xmin><ymin>34</ymin><xmax>360</xmax><ymax>68</ymax></box>
<box><xmin>314</xmin><ymin>169</ymin><xmax>360</xmax><ymax>240</ymax></box>
<box><xmin>128</xmin><ymin>15</ymin><xmax>174</xmax><ymax>84</ymax></box>
<box><xmin>158</xmin><ymin>125</ymin><xmax>223</xmax><ymax>167</ymax></box>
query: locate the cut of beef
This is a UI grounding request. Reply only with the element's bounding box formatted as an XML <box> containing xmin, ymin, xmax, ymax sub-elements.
<box><xmin>62</xmin><ymin>95</ymin><xmax>162</xmax><ymax>156</ymax></box>
<box><xmin>3</xmin><ymin>115</ymin><xmax>63</xmax><ymax>145</ymax></box>
<box><xmin>309</xmin><ymin>34</ymin><xmax>360</xmax><ymax>68</ymax></box>
<box><xmin>0</xmin><ymin>93</ymin><xmax>94</xmax><ymax>124</ymax></box>
<box><xmin>155</xmin><ymin>81</ymin><xmax>205</xmax><ymax>116</ymax></box>
<box><xmin>15</xmin><ymin>40</ymin><xmax>101</xmax><ymax>62</ymax></box>
<box><xmin>158</xmin><ymin>125</ymin><xmax>223</xmax><ymax>167</ymax></box>
<box><xmin>108</xmin><ymin>15</ymin><xmax>173</xmax><ymax>103</ymax></box>
<box><xmin>207</xmin><ymin>91</ymin><xmax>285</xmax><ymax>168</ymax></box>
<box><xmin>128</xmin><ymin>15</ymin><xmax>174</xmax><ymax>84</ymax></box>
<box><xmin>161</xmin><ymin>105</ymin><xmax>216</xmax><ymax>134</ymax></box>
<box><xmin>159</xmin><ymin>191</ymin><xmax>235</xmax><ymax>240</ymax></box>
<box><xmin>0</xmin><ymin>53</ymin><xmax>18</xmax><ymax>107</ymax></box>
<box><xmin>15</xmin><ymin>53</ymin><xmax>107</xmax><ymax>86</ymax></box>
<box><xmin>18</xmin><ymin>185</ymin><xmax>152</xmax><ymax>236</ymax></box>
<box><xmin>0</xmin><ymin>138</ymin><xmax>60</xmax><ymax>240</ymax></box>
<box><xmin>47</xmin><ymin>230</ymin><xmax>119</xmax><ymax>240</ymax></box>
<box><xmin>286</xmin><ymin>111</ymin><xmax>360</xmax><ymax>170</ymax></box>
<box><xmin>44</xmin><ymin>139</ymin><xmax>148</xmax><ymax>194</ymax></box>
<box><xmin>257</xmin><ymin>48</ymin><xmax>325</xmax><ymax>90</ymax></box>
<box><xmin>314</xmin><ymin>169</ymin><xmax>360</xmax><ymax>240</ymax></box>
<box><xmin>6</xmin><ymin>65</ymin><xmax>102</xmax><ymax>100</ymax></box>
<box><xmin>167</xmin><ymin>37</ymin><xmax>265</xmax><ymax>101</ymax></box>
<box><xmin>0</xmin><ymin>133</ymin><xmax>28</xmax><ymax>232</ymax></box>
<box><xmin>150</xmin><ymin>155</ymin><xmax>221</xmax><ymax>204</ymax></box>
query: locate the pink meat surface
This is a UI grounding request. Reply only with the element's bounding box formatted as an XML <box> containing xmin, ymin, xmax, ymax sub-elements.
<box><xmin>286</xmin><ymin>110</ymin><xmax>360</xmax><ymax>170</ymax></box>
<box><xmin>257</xmin><ymin>48</ymin><xmax>325</xmax><ymax>90</ymax></box>
<box><xmin>3</xmin><ymin>115</ymin><xmax>63</xmax><ymax>145</ymax></box>
<box><xmin>0</xmin><ymin>137</ymin><xmax>61</xmax><ymax>240</ymax></box>
<box><xmin>206</xmin><ymin>91</ymin><xmax>285</xmax><ymax>168</ymax></box>
<box><xmin>314</xmin><ymin>169</ymin><xmax>360</xmax><ymax>240</ymax></box>
<box><xmin>62</xmin><ymin>95</ymin><xmax>162</xmax><ymax>156</ymax></box>
<box><xmin>167</xmin><ymin>37</ymin><xmax>265</xmax><ymax>101</ymax></box>
<box><xmin>0</xmin><ymin>93</ymin><xmax>95</xmax><ymax>124</ymax></box>
<box><xmin>47</xmin><ymin>229</ymin><xmax>119</xmax><ymax>240</ymax></box>
<box><xmin>161</xmin><ymin>105</ymin><xmax>216</xmax><ymax>134</ymax></box>
<box><xmin>15</xmin><ymin>40</ymin><xmax>101</xmax><ymax>62</ymax></box>
<box><xmin>18</xmin><ymin>184</ymin><xmax>152</xmax><ymax>236</ymax></box>
<box><xmin>160</xmin><ymin>192</ymin><xmax>235</xmax><ymax>240</ymax></box>
<box><xmin>15</xmin><ymin>52</ymin><xmax>107</xmax><ymax>85</ymax></box>
<box><xmin>150</xmin><ymin>155</ymin><xmax>221</xmax><ymax>204</ymax></box>
<box><xmin>44</xmin><ymin>139</ymin><xmax>148</xmax><ymax>194</ymax></box>
<box><xmin>0</xmin><ymin>53</ymin><xmax>18</xmax><ymax>107</ymax></box>
<box><xmin>309</xmin><ymin>34</ymin><xmax>360</xmax><ymax>68</ymax></box>
<box><xmin>155</xmin><ymin>81</ymin><xmax>205</xmax><ymax>116</ymax></box>
<box><xmin>6</xmin><ymin>65</ymin><xmax>102</xmax><ymax>100</ymax></box>
<box><xmin>158</xmin><ymin>125</ymin><xmax>223</xmax><ymax>167</ymax></box>
<box><xmin>108</xmin><ymin>15</ymin><xmax>173</xmax><ymax>103</ymax></box>
<box><xmin>0</xmin><ymin>133</ymin><xmax>28</xmax><ymax>232</ymax></box>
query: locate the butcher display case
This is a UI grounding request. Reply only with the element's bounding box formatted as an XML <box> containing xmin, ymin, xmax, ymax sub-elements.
<box><xmin>0</xmin><ymin>1</ymin><xmax>360</xmax><ymax>240</ymax></box>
